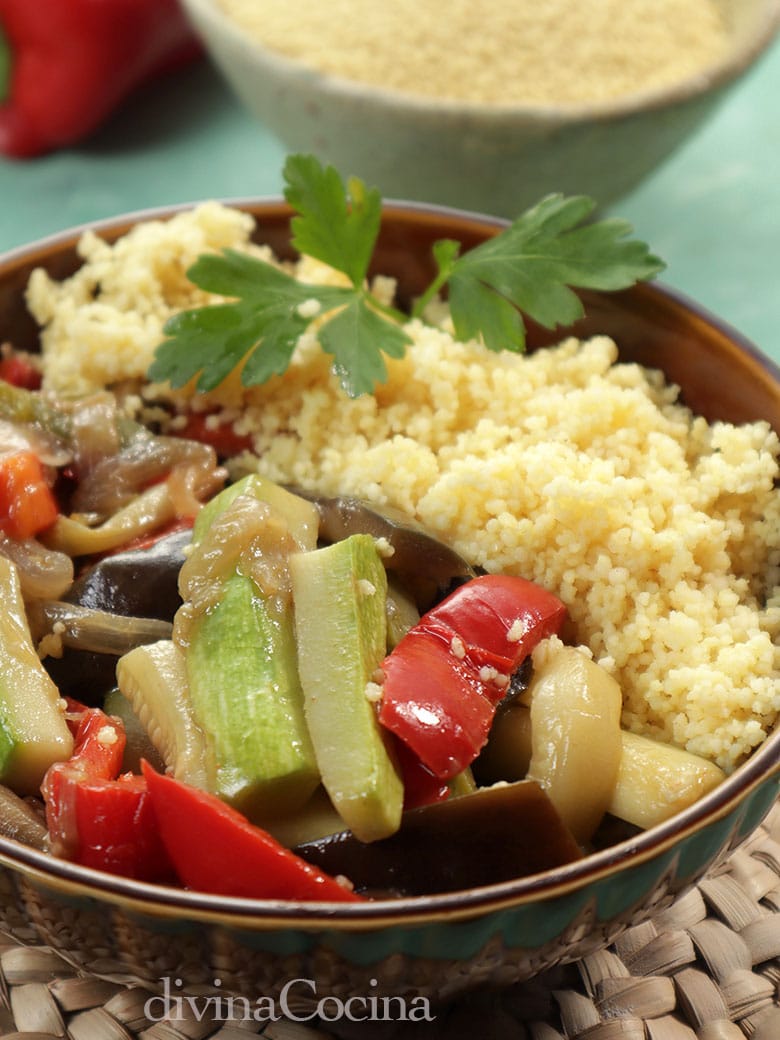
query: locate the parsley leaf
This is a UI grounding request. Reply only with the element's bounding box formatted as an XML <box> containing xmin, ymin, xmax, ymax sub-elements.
<box><xmin>149</xmin><ymin>156</ymin><xmax>410</xmax><ymax>398</ymax></box>
<box><xmin>149</xmin><ymin>249</ymin><xmax>352</xmax><ymax>392</ymax></box>
<box><xmin>415</xmin><ymin>194</ymin><xmax>665</xmax><ymax>353</ymax></box>
<box><xmin>148</xmin><ymin>155</ymin><xmax>665</xmax><ymax>398</ymax></box>
<box><xmin>284</xmin><ymin>153</ymin><xmax>382</xmax><ymax>288</ymax></box>
<box><xmin>319</xmin><ymin>296</ymin><xmax>410</xmax><ymax>397</ymax></box>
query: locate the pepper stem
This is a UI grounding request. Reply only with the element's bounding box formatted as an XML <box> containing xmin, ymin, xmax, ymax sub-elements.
<box><xmin>0</xmin><ymin>25</ymin><xmax>11</xmax><ymax>104</ymax></box>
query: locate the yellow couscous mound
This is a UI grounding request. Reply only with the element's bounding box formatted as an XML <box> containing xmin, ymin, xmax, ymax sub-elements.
<box><xmin>27</xmin><ymin>205</ymin><xmax>780</xmax><ymax>773</ymax></box>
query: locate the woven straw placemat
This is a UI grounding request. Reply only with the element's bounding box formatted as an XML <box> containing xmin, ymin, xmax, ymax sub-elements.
<box><xmin>1</xmin><ymin>801</ymin><xmax>779</xmax><ymax>1040</ymax></box>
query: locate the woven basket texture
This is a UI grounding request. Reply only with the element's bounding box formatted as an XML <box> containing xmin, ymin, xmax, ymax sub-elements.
<box><xmin>1</xmin><ymin>802</ymin><xmax>779</xmax><ymax>1040</ymax></box>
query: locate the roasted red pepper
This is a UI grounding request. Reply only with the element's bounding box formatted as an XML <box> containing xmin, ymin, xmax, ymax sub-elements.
<box><xmin>425</xmin><ymin>574</ymin><xmax>568</xmax><ymax>673</ymax></box>
<box><xmin>176</xmin><ymin>411</ymin><xmax>254</xmax><ymax>459</ymax></box>
<box><xmin>0</xmin><ymin>449</ymin><xmax>59</xmax><ymax>539</ymax></box>
<box><xmin>0</xmin><ymin>0</ymin><xmax>201</xmax><ymax>158</ymax></box>
<box><xmin>378</xmin><ymin>574</ymin><xmax>567</xmax><ymax>779</ymax></box>
<box><xmin>0</xmin><ymin>351</ymin><xmax>41</xmax><ymax>389</ymax></box>
<box><xmin>393</xmin><ymin>738</ymin><xmax>451</xmax><ymax>811</ymax></box>
<box><xmin>141</xmin><ymin>762</ymin><xmax>363</xmax><ymax>903</ymax></box>
<box><xmin>44</xmin><ymin>726</ymin><xmax>363</xmax><ymax>897</ymax></box>
<box><xmin>42</xmin><ymin>707</ymin><xmax>174</xmax><ymax>881</ymax></box>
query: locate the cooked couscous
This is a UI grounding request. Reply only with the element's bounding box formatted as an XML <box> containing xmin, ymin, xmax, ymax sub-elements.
<box><xmin>27</xmin><ymin>204</ymin><xmax>780</xmax><ymax>774</ymax></box>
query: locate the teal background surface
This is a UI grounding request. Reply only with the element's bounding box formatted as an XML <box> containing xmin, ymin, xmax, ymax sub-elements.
<box><xmin>1</xmin><ymin>38</ymin><xmax>779</xmax><ymax>362</ymax></box>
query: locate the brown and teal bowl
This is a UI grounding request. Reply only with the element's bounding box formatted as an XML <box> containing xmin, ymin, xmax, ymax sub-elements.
<box><xmin>0</xmin><ymin>201</ymin><xmax>778</xmax><ymax>1004</ymax></box>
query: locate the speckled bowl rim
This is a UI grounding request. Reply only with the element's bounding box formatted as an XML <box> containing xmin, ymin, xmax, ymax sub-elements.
<box><xmin>181</xmin><ymin>0</ymin><xmax>780</xmax><ymax>124</ymax></box>
<box><xmin>0</xmin><ymin>198</ymin><xmax>779</xmax><ymax>931</ymax></box>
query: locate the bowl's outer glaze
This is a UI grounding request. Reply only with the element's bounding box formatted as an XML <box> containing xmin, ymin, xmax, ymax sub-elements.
<box><xmin>0</xmin><ymin>201</ymin><xmax>779</xmax><ymax>1001</ymax></box>
<box><xmin>179</xmin><ymin>0</ymin><xmax>780</xmax><ymax>217</ymax></box>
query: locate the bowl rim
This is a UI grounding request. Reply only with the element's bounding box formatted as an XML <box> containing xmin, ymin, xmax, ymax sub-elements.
<box><xmin>0</xmin><ymin>197</ymin><xmax>779</xmax><ymax>930</ymax></box>
<box><xmin>3</xmin><ymin>192</ymin><xmax>780</xmax><ymax>382</ymax></box>
<box><xmin>181</xmin><ymin>0</ymin><xmax>780</xmax><ymax>124</ymax></box>
<box><xmin>0</xmin><ymin>724</ymin><xmax>777</xmax><ymax>928</ymax></box>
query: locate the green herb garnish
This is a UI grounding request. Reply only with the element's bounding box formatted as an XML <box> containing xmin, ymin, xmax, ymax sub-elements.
<box><xmin>148</xmin><ymin>154</ymin><xmax>665</xmax><ymax>398</ymax></box>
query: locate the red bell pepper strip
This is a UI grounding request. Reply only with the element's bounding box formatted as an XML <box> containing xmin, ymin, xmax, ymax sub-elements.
<box><xmin>378</xmin><ymin>574</ymin><xmax>567</xmax><ymax>779</ymax></box>
<box><xmin>381</xmin><ymin>624</ymin><xmax>498</xmax><ymax>780</ymax></box>
<box><xmin>42</xmin><ymin>707</ymin><xmax>174</xmax><ymax>881</ymax></box>
<box><xmin>57</xmin><ymin>772</ymin><xmax>174</xmax><ymax>880</ymax></box>
<box><xmin>0</xmin><ymin>449</ymin><xmax>59</xmax><ymax>539</ymax></box>
<box><xmin>59</xmin><ymin>705</ymin><xmax>126</xmax><ymax>780</ymax></box>
<box><xmin>175</xmin><ymin>412</ymin><xmax>255</xmax><ymax>459</ymax></box>
<box><xmin>141</xmin><ymin>761</ymin><xmax>363</xmax><ymax>903</ymax></box>
<box><xmin>0</xmin><ymin>0</ymin><xmax>201</xmax><ymax>158</ymax></box>
<box><xmin>393</xmin><ymin>737</ymin><xmax>451</xmax><ymax>811</ymax></box>
<box><xmin>0</xmin><ymin>352</ymin><xmax>41</xmax><ymax>389</ymax></box>
<box><xmin>425</xmin><ymin>573</ymin><xmax>568</xmax><ymax>674</ymax></box>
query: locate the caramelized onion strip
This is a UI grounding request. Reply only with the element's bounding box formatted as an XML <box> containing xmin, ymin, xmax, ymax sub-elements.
<box><xmin>28</xmin><ymin>600</ymin><xmax>173</xmax><ymax>656</ymax></box>
<box><xmin>0</xmin><ymin>533</ymin><xmax>74</xmax><ymax>600</ymax></box>
<box><xmin>72</xmin><ymin>434</ymin><xmax>219</xmax><ymax>517</ymax></box>
<box><xmin>0</xmin><ymin>786</ymin><xmax>47</xmax><ymax>850</ymax></box>
<box><xmin>42</xmin><ymin>463</ymin><xmax>225</xmax><ymax>558</ymax></box>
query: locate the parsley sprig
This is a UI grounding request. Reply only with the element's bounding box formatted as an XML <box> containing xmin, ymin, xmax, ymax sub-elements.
<box><xmin>148</xmin><ymin>154</ymin><xmax>665</xmax><ymax>398</ymax></box>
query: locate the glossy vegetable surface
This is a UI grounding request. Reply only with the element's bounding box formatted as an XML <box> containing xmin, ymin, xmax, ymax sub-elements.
<box><xmin>527</xmin><ymin>645</ymin><xmax>623</xmax><ymax>844</ymax></box>
<box><xmin>0</xmin><ymin>448</ymin><xmax>58</xmax><ymax>539</ymax></box>
<box><xmin>141</xmin><ymin>761</ymin><xmax>363</xmax><ymax>902</ymax></box>
<box><xmin>295</xmin><ymin>780</ymin><xmax>582</xmax><ymax>896</ymax></box>
<box><xmin>295</xmin><ymin>489</ymin><xmax>477</xmax><ymax>610</ymax></box>
<box><xmin>379</xmin><ymin>575</ymin><xmax>567</xmax><ymax>778</ymax></box>
<box><xmin>42</xmin><ymin>705</ymin><xmax>173</xmax><ymax>880</ymax></box>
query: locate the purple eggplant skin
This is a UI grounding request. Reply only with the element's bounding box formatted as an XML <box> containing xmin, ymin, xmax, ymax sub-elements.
<box><xmin>66</xmin><ymin>526</ymin><xmax>192</xmax><ymax>620</ymax></box>
<box><xmin>42</xmin><ymin>527</ymin><xmax>191</xmax><ymax>701</ymax></box>
<box><xmin>294</xmin><ymin>780</ymin><xmax>583</xmax><ymax>897</ymax></box>
<box><xmin>290</xmin><ymin>489</ymin><xmax>477</xmax><ymax>610</ymax></box>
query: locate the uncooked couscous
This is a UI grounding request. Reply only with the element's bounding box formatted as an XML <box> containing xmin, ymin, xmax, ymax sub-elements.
<box><xmin>27</xmin><ymin>203</ymin><xmax>780</xmax><ymax>775</ymax></box>
<box><xmin>215</xmin><ymin>0</ymin><xmax>731</xmax><ymax>105</ymax></box>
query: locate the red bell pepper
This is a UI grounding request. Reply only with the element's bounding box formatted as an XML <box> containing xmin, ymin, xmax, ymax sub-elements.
<box><xmin>425</xmin><ymin>574</ymin><xmax>568</xmax><ymax>673</ymax></box>
<box><xmin>141</xmin><ymin>761</ymin><xmax>363</xmax><ymax>903</ymax></box>
<box><xmin>381</xmin><ymin>624</ymin><xmax>498</xmax><ymax>780</ymax></box>
<box><xmin>57</xmin><ymin>771</ymin><xmax>174</xmax><ymax>880</ymax></box>
<box><xmin>176</xmin><ymin>411</ymin><xmax>255</xmax><ymax>459</ymax></box>
<box><xmin>378</xmin><ymin>574</ymin><xmax>567</xmax><ymax>779</ymax></box>
<box><xmin>393</xmin><ymin>738</ymin><xmax>451</xmax><ymax>811</ymax></box>
<box><xmin>0</xmin><ymin>351</ymin><xmax>41</xmax><ymax>389</ymax></box>
<box><xmin>0</xmin><ymin>0</ymin><xmax>201</xmax><ymax>158</ymax></box>
<box><xmin>0</xmin><ymin>449</ymin><xmax>59</xmax><ymax>539</ymax></box>
<box><xmin>42</xmin><ymin>707</ymin><xmax>174</xmax><ymax>881</ymax></box>
<box><xmin>42</xmin><ymin>706</ymin><xmax>358</xmax><ymax>898</ymax></box>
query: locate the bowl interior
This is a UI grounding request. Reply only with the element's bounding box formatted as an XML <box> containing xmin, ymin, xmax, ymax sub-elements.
<box><xmin>0</xmin><ymin>199</ymin><xmax>779</xmax><ymax>926</ymax></box>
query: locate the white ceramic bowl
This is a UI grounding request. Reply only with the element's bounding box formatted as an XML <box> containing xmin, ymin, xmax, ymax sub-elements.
<box><xmin>180</xmin><ymin>0</ymin><xmax>780</xmax><ymax>216</ymax></box>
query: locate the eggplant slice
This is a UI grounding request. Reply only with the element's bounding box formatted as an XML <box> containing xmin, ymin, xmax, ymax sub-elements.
<box><xmin>294</xmin><ymin>780</ymin><xmax>582</xmax><ymax>897</ymax></box>
<box><xmin>41</xmin><ymin>527</ymin><xmax>191</xmax><ymax>700</ymax></box>
<box><xmin>291</xmin><ymin>489</ymin><xmax>477</xmax><ymax>610</ymax></box>
<box><xmin>66</xmin><ymin>526</ymin><xmax>192</xmax><ymax>620</ymax></box>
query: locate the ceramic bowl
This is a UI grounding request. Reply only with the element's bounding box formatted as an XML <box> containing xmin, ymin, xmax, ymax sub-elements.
<box><xmin>178</xmin><ymin>0</ymin><xmax>780</xmax><ymax>217</ymax></box>
<box><xmin>0</xmin><ymin>201</ymin><xmax>779</xmax><ymax>1008</ymax></box>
